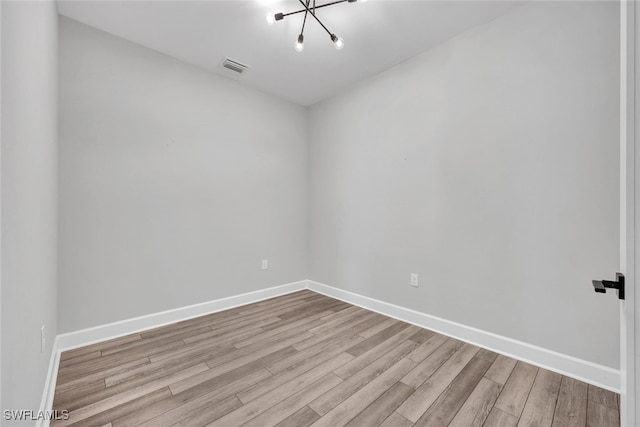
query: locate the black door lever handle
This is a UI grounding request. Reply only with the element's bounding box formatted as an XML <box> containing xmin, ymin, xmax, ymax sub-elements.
<box><xmin>592</xmin><ymin>280</ymin><xmax>607</xmax><ymax>293</ymax></box>
<box><xmin>592</xmin><ymin>273</ymin><xmax>625</xmax><ymax>300</ymax></box>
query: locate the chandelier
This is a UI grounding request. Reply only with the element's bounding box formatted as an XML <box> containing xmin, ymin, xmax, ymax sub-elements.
<box><xmin>266</xmin><ymin>0</ymin><xmax>366</xmax><ymax>52</ymax></box>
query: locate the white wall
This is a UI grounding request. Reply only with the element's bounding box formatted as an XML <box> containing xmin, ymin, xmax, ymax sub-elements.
<box><xmin>1</xmin><ymin>0</ymin><xmax>3</xmax><ymax>414</ymax></box>
<box><xmin>1</xmin><ymin>0</ymin><xmax>4</xmax><ymax>414</ymax></box>
<box><xmin>1</xmin><ymin>0</ymin><xmax>58</xmax><ymax>420</ymax></box>
<box><xmin>58</xmin><ymin>18</ymin><xmax>308</xmax><ymax>333</ymax></box>
<box><xmin>309</xmin><ymin>1</ymin><xmax>620</xmax><ymax>368</ymax></box>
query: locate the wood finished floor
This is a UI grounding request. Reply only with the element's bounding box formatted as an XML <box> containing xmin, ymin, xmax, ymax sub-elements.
<box><xmin>52</xmin><ymin>290</ymin><xmax>620</xmax><ymax>427</ymax></box>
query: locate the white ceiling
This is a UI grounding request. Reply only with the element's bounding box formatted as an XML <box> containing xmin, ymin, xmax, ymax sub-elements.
<box><xmin>57</xmin><ymin>0</ymin><xmax>521</xmax><ymax>106</ymax></box>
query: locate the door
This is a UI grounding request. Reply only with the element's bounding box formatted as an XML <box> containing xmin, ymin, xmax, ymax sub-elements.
<box><xmin>620</xmin><ymin>2</ymin><xmax>636</xmax><ymax>426</ymax></box>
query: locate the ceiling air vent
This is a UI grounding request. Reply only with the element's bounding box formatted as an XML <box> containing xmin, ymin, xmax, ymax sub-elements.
<box><xmin>221</xmin><ymin>58</ymin><xmax>250</xmax><ymax>75</ymax></box>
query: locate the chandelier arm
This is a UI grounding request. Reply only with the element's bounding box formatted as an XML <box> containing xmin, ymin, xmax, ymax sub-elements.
<box><xmin>300</xmin><ymin>1</ymin><xmax>309</xmax><ymax>35</ymax></box>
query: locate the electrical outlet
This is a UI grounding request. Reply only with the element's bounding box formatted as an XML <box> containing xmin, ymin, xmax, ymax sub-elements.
<box><xmin>410</xmin><ymin>273</ymin><xmax>419</xmax><ymax>288</ymax></box>
<box><xmin>41</xmin><ymin>325</ymin><xmax>46</xmax><ymax>353</ymax></box>
<box><xmin>262</xmin><ymin>259</ymin><xmax>269</xmax><ymax>270</ymax></box>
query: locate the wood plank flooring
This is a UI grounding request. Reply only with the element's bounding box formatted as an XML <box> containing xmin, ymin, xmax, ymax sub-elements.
<box><xmin>52</xmin><ymin>290</ymin><xmax>620</xmax><ymax>427</ymax></box>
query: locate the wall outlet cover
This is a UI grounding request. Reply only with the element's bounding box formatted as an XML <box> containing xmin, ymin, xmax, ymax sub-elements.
<box><xmin>410</xmin><ymin>273</ymin><xmax>419</xmax><ymax>287</ymax></box>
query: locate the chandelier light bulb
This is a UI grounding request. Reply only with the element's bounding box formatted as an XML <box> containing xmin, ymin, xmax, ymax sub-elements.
<box><xmin>331</xmin><ymin>34</ymin><xmax>344</xmax><ymax>50</ymax></box>
<box><xmin>295</xmin><ymin>34</ymin><xmax>305</xmax><ymax>52</ymax></box>
<box><xmin>266</xmin><ymin>13</ymin><xmax>276</xmax><ymax>25</ymax></box>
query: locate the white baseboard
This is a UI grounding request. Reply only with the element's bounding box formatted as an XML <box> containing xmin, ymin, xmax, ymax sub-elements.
<box><xmin>37</xmin><ymin>336</ymin><xmax>60</xmax><ymax>427</ymax></box>
<box><xmin>56</xmin><ymin>280</ymin><xmax>307</xmax><ymax>352</ymax></box>
<box><xmin>307</xmin><ymin>280</ymin><xmax>621</xmax><ymax>392</ymax></box>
